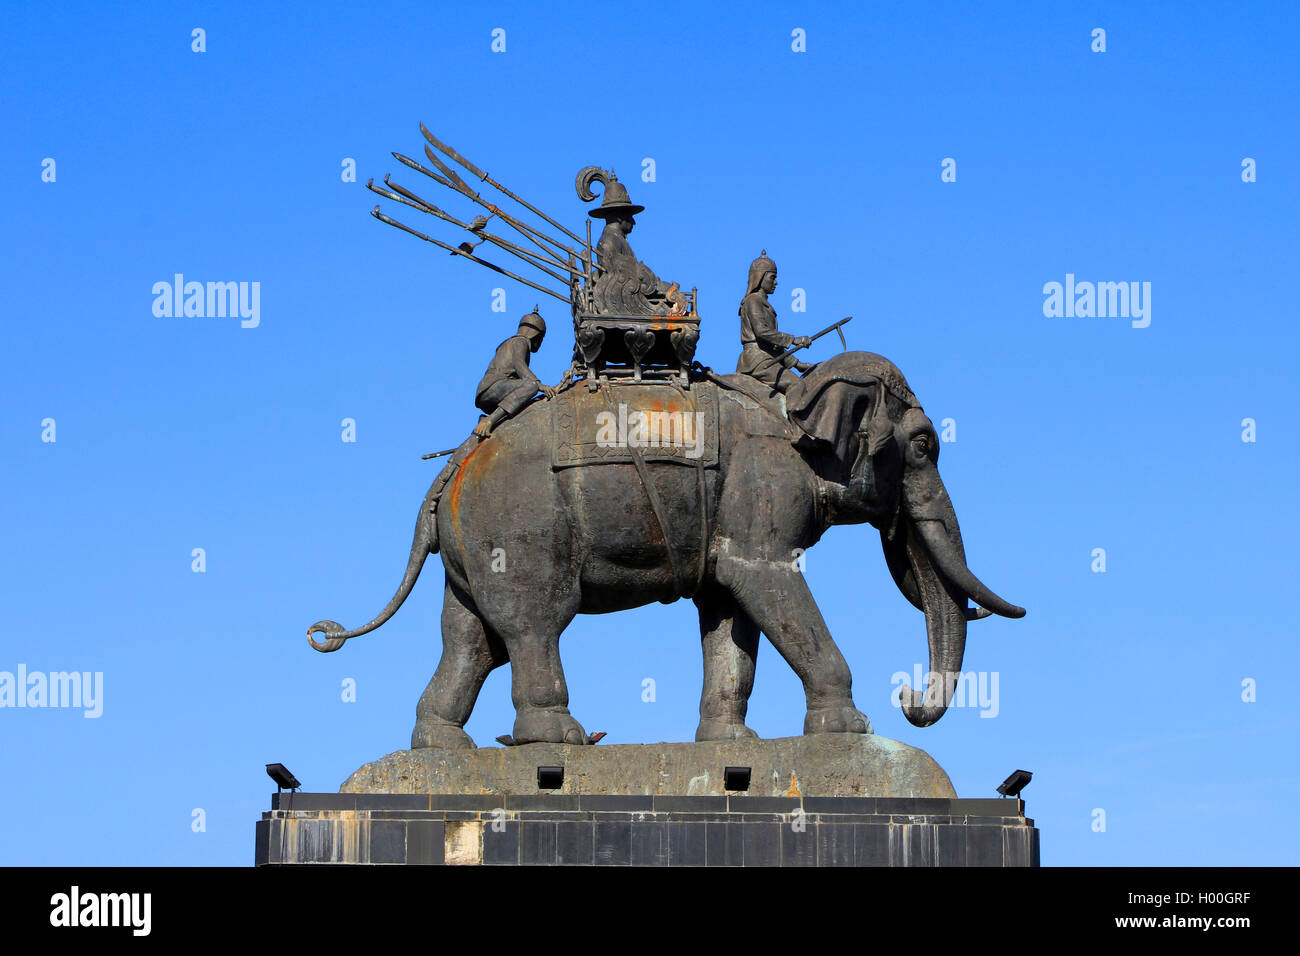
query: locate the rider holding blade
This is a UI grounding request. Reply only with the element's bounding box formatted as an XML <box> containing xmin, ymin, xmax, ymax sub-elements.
<box><xmin>736</xmin><ymin>250</ymin><xmax>816</xmax><ymax>394</ymax></box>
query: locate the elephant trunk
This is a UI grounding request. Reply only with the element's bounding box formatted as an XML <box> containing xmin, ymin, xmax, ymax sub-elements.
<box><xmin>893</xmin><ymin>469</ymin><xmax>1024</xmax><ymax>726</ymax></box>
<box><xmin>895</xmin><ymin>518</ymin><xmax>969</xmax><ymax>726</ymax></box>
<box><xmin>307</xmin><ymin>479</ymin><xmax>441</xmax><ymax>652</ymax></box>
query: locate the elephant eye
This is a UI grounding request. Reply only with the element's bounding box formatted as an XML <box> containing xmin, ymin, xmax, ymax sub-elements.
<box><xmin>912</xmin><ymin>435</ymin><xmax>929</xmax><ymax>454</ymax></box>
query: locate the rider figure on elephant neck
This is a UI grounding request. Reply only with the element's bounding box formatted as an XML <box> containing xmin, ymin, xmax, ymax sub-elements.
<box><xmin>736</xmin><ymin>250</ymin><xmax>815</xmax><ymax>394</ymax></box>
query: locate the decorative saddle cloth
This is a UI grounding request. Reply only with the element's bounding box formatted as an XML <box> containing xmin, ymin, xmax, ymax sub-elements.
<box><xmin>551</xmin><ymin>380</ymin><xmax>720</xmax><ymax>469</ymax></box>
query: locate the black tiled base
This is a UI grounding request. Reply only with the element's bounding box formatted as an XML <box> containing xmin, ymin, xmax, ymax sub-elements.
<box><xmin>257</xmin><ymin>794</ymin><xmax>1039</xmax><ymax>866</ymax></box>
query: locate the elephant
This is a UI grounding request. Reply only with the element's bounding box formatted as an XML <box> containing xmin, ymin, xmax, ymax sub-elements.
<box><xmin>307</xmin><ymin>350</ymin><xmax>1025</xmax><ymax>749</ymax></box>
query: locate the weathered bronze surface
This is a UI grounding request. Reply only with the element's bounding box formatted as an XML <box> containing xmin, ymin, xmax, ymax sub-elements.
<box><xmin>308</xmin><ymin>125</ymin><xmax>1026</xmax><ymax>750</ymax></box>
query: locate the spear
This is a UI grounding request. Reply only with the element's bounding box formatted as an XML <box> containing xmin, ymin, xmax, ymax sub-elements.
<box><xmin>392</xmin><ymin>149</ymin><xmax>579</xmax><ymax>271</ymax></box>
<box><xmin>380</xmin><ymin>173</ymin><xmax>575</xmax><ymax>274</ymax></box>
<box><xmin>365</xmin><ymin>177</ymin><xmax>436</xmax><ymax>215</ymax></box>
<box><xmin>370</xmin><ymin>176</ymin><xmax>583</xmax><ymax>287</ymax></box>
<box><xmin>421</xmin><ymin>145</ymin><xmax>578</xmax><ymax>264</ymax></box>
<box><xmin>749</xmin><ymin>316</ymin><xmax>853</xmax><ymax>375</ymax></box>
<box><xmin>370</xmin><ymin>208</ymin><xmax>570</xmax><ymax>304</ymax></box>
<box><xmin>420</xmin><ymin>123</ymin><xmax>589</xmax><ymax>248</ymax></box>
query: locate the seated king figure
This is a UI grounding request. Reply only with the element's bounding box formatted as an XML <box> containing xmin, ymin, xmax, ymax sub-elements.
<box><xmin>585</xmin><ymin>171</ymin><xmax>687</xmax><ymax>316</ymax></box>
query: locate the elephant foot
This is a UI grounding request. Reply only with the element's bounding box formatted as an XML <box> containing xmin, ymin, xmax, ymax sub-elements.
<box><xmin>804</xmin><ymin>704</ymin><xmax>872</xmax><ymax>736</ymax></box>
<box><xmin>411</xmin><ymin>719</ymin><xmax>477</xmax><ymax>750</ymax></box>
<box><xmin>513</xmin><ymin>706</ymin><xmax>587</xmax><ymax>746</ymax></box>
<box><xmin>695</xmin><ymin>717</ymin><xmax>760</xmax><ymax>742</ymax></box>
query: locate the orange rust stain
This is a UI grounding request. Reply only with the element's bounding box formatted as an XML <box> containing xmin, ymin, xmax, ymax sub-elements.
<box><xmin>785</xmin><ymin>773</ymin><xmax>801</xmax><ymax>797</ymax></box>
<box><xmin>646</xmin><ymin>399</ymin><xmax>683</xmax><ymax>414</ymax></box>
<box><xmin>446</xmin><ymin>442</ymin><xmax>485</xmax><ymax>516</ymax></box>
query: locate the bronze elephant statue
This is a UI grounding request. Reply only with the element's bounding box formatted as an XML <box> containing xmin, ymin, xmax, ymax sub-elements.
<box><xmin>308</xmin><ymin>351</ymin><xmax>1024</xmax><ymax>748</ymax></box>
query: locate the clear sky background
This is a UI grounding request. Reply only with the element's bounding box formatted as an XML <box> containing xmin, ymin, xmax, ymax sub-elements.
<box><xmin>2</xmin><ymin>1</ymin><xmax>1297</xmax><ymax>866</ymax></box>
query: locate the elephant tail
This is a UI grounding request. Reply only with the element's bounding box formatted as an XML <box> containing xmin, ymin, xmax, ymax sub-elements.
<box><xmin>308</xmin><ymin>480</ymin><xmax>441</xmax><ymax>653</ymax></box>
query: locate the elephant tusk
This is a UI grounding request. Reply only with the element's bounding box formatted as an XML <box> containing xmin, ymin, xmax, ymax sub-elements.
<box><xmin>912</xmin><ymin>519</ymin><xmax>1026</xmax><ymax>619</ymax></box>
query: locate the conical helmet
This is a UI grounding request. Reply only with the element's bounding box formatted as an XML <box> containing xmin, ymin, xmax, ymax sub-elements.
<box><xmin>518</xmin><ymin>306</ymin><xmax>546</xmax><ymax>336</ymax></box>
<box><xmin>746</xmin><ymin>250</ymin><xmax>777</xmax><ymax>294</ymax></box>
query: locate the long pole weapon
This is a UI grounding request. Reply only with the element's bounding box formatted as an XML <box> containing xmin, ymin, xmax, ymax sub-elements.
<box><xmin>370</xmin><ymin>124</ymin><xmax>607</xmax><ymax>308</ymax></box>
<box><xmin>389</xmin><ymin>149</ymin><xmax>581</xmax><ymax>272</ymax></box>
<box><xmin>371</xmin><ymin>208</ymin><xmax>571</xmax><ymax>304</ymax></box>
<box><xmin>420</xmin><ymin>124</ymin><xmax>589</xmax><ymax>248</ymax></box>
<box><xmin>419</xmin><ymin>145</ymin><xmax>579</xmax><ymax>264</ymax></box>
<box><xmin>368</xmin><ymin>177</ymin><xmax>582</xmax><ymax>287</ymax></box>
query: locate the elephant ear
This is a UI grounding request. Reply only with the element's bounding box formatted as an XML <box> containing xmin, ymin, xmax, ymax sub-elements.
<box><xmin>786</xmin><ymin>351</ymin><xmax>917</xmax><ymax>464</ymax></box>
<box><xmin>786</xmin><ymin>379</ymin><xmax>870</xmax><ymax>462</ymax></box>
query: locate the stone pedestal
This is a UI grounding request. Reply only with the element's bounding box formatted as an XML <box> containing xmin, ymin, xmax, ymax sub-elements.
<box><xmin>256</xmin><ymin>792</ymin><xmax>1038</xmax><ymax>866</ymax></box>
<box><xmin>341</xmin><ymin>733</ymin><xmax>957</xmax><ymax>798</ymax></box>
<box><xmin>254</xmin><ymin>735</ymin><xmax>1039</xmax><ymax>866</ymax></box>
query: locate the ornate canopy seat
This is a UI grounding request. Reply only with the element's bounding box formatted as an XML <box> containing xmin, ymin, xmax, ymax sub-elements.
<box><xmin>573</xmin><ymin>310</ymin><xmax>700</xmax><ymax>386</ymax></box>
<box><xmin>572</xmin><ymin>278</ymin><xmax>700</xmax><ymax>387</ymax></box>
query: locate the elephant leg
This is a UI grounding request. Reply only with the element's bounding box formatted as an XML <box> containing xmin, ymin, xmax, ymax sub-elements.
<box><xmin>476</xmin><ymin>586</ymin><xmax>586</xmax><ymax>746</ymax></box>
<box><xmin>694</xmin><ymin>584</ymin><xmax>760</xmax><ymax>741</ymax></box>
<box><xmin>411</xmin><ymin>578</ymin><xmax>507</xmax><ymax>750</ymax></box>
<box><xmin>718</xmin><ymin>558</ymin><xmax>872</xmax><ymax>736</ymax></box>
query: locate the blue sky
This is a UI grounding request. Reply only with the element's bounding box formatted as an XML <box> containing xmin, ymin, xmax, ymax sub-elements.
<box><xmin>2</xmin><ymin>1</ymin><xmax>1297</xmax><ymax>865</ymax></box>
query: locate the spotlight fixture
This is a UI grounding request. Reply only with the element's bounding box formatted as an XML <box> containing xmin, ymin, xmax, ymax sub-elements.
<box><xmin>266</xmin><ymin>763</ymin><xmax>301</xmax><ymax>793</ymax></box>
<box><xmin>723</xmin><ymin>766</ymin><xmax>751</xmax><ymax>792</ymax></box>
<box><xmin>537</xmin><ymin>765</ymin><xmax>564</xmax><ymax>790</ymax></box>
<box><xmin>996</xmin><ymin>769</ymin><xmax>1032</xmax><ymax>798</ymax></box>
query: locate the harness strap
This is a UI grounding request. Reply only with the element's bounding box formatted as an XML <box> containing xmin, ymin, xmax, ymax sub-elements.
<box><xmin>668</xmin><ymin>377</ymin><xmax>711</xmax><ymax>599</ymax></box>
<box><xmin>599</xmin><ymin>382</ymin><xmax>703</xmax><ymax>601</ymax></box>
